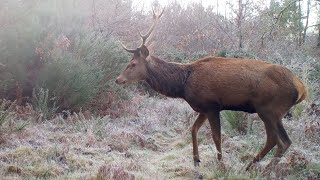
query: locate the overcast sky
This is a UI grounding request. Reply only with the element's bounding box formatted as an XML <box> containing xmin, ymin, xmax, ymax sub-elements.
<box><xmin>132</xmin><ymin>0</ymin><xmax>318</xmax><ymax>32</ymax></box>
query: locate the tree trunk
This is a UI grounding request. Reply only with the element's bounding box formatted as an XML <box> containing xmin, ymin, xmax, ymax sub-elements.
<box><xmin>317</xmin><ymin>25</ymin><xmax>320</xmax><ymax>47</ymax></box>
<box><xmin>302</xmin><ymin>0</ymin><xmax>311</xmax><ymax>45</ymax></box>
<box><xmin>237</xmin><ymin>0</ymin><xmax>243</xmax><ymax>49</ymax></box>
<box><xmin>298</xmin><ymin>0</ymin><xmax>302</xmax><ymax>46</ymax></box>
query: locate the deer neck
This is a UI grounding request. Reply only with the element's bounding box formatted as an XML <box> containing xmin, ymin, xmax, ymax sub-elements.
<box><xmin>145</xmin><ymin>56</ymin><xmax>190</xmax><ymax>98</ymax></box>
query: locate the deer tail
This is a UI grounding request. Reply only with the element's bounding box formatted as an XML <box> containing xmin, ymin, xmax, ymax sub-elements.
<box><xmin>293</xmin><ymin>77</ymin><xmax>307</xmax><ymax>105</ymax></box>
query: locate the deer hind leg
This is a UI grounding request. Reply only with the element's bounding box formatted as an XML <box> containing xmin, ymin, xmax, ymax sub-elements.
<box><xmin>192</xmin><ymin>113</ymin><xmax>207</xmax><ymax>166</ymax></box>
<box><xmin>247</xmin><ymin>108</ymin><xmax>291</xmax><ymax>171</ymax></box>
<box><xmin>274</xmin><ymin>121</ymin><xmax>292</xmax><ymax>157</ymax></box>
<box><xmin>263</xmin><ymin>121</ymin><xmax>292</xmax><ymax>172</ymax></box>
<box><xmin>206</xmin><ymin>111</ymin><xmax>222</xmax><ymax>161</ymax></box>
<box><xmin>246</xmin><ymin>120</ymin><xmax>277</xmax><ymax>170</ymax></box>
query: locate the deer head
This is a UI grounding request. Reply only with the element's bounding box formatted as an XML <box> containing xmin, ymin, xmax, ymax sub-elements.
<box><xmin>115</xmin><ymin>9</ymin><xmax>164</xmax><ymax>85</ymax></box>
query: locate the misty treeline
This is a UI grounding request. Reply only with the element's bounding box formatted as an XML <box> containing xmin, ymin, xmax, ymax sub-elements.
<box><xmin>0</xmin><ymin>0</ymin><xmax>319</xmax><ymax>116</ymax></box>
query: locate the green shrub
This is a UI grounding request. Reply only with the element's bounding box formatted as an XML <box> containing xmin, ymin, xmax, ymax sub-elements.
<box><xmin>0</xmin><ymin>100</ymin><xmax>16</xmax><ymax>128</ymax></box>
<box><xmin>32</xmin><ymin>88</ymin><xmax>58</xmax><ymax>120</ymax></box>
<box><xmin>308</xmin><ymin>61</ymin><xmax>320</xmax><ymax>84</ymax></box>
<box><xmin>35</xmin><ymin>32</ymin><xmax>129</xmax><ymax>111</ymax></box>
<box><xmin>216</xmin><ymin>49</ymin><xmax>227</xmax><ymax>57</ymax></box>
<box><xmin>160</xmin><ymin>47</ymin><xmax>187</xmax><ymax>63</ymax></box>
<box><xmin>292</xmin><ymin>104</ymin><xmax>304</xmax><ymax>119</ymax></box>
<box><xmin>216</xmin><ymin>49</ymin><xmax>257</xmax><ymax>59</ymax></box>
<box><xmin>0</xmin><ymin>0</ymin><xmax>129</xmax><ymax>112</ymax></box>
<box><xmin>221</xmin><ymin>111</ymin><xmax>248</xmax><ymax>135</ymax></box>
<box><xmin>36</xmin><ymin>49</ymin><xmax>101</xmax><ymax>110</ymax></box>
<box><xmin>190</xmin><ymin>50</ymin><xmax>208</xmax><ymax>60</ymax></box>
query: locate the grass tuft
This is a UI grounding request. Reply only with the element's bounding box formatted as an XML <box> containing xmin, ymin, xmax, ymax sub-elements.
<box><xmin>96</xmin><ymin>164</ymin><xmax>135</xmax><ymax>180</ymax></box>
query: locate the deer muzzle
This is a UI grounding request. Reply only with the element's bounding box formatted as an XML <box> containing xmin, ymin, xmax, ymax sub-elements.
<box><xmin>115</xmin><ymin>76</ymin><xmax>126</xmax><ymax>85</ymax></box>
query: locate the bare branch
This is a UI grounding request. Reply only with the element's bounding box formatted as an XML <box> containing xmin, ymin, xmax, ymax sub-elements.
<box><xmin>307</xmin><ymin>23</ymin><xmax>320</xmax><ymax>28</ymax></box>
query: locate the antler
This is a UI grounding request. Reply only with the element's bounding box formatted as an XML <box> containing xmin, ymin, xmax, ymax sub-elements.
<box><xmin>121</xmin><ymin>42</ymin><xmax>138</xmax><ymax>53</ymax></box>
<box><xmin>139</xmin><ymin>8</ymin><xmax>165</xmax><ymax>47</ymax></box>
<box><xmin>121</xmin><ymin>8</ymin><xmax>164</xmax><ymax>53</ymax></box>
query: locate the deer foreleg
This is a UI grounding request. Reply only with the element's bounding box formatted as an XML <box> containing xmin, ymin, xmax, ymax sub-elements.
<box><xmin>207</xmin><ymin>111</ymin><xmax>222</xmax><ymax>161</ymax></box>
<box><xmin>191</xmin><ymin>113</ymin><xmax>207</xmax><ymax>166</ymax></box>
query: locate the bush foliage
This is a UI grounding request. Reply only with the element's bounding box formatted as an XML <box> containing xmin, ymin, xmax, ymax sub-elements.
<box><xmin>0</xmin><ymin>0</ymin><xmax>128</xmax><ymax>112</ymax></box>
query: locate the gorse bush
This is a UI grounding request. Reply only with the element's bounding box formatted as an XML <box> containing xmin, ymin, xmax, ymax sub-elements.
<box><xmin>190</xmin><ymin>50</ymin><xmax>208</xmax><ymax>60</ymax></box>
<box><xmin>35</xmin><ymin>34</ymin><xmax>101</xmax><ymax>110</ymax></box>
<box><xmin>32</xmin><ymin>88</ymin><xmax>58</xmax><ymax>120</ymax></box>
<box><xmin>160</xmin><ymin>47</ymin><xmax>188</xmax><ymax>63</ymax></box>
<box><xmin>216</xmin><ymin>49</ymin><xmax>258</xmax><ymax>59</ymax></box>
<box><xmin>0</xmin><ymin>0</ymin><xmax>129</xmax><ymax>113</ymax></box>
<box><xmin>308</xmin><ymin>61</ymin><xmax>320</xmax><ymax>84</ymax></box>
<box><xmin>221</xmin><ymin>111</ymin><xmax>248</xmax><ymax>135</ymax></box>
<box><xmin>36</xmin><ymin>32</ymin><xmax>129</xmax><ymax>111</ymax></box>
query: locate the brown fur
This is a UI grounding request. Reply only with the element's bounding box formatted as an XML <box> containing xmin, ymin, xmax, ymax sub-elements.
<box><xmin>116</xmin><ymin>11</ymin><xmax>306</xmax><ymax>171</ymax></box>
<box><xmin>145</xmin><ymin>56</ymin><xmax>191</xmax><ymax>98</ymax></box>
<box><xmin>116</xmin><ymin>52</ymin><xmax>307</xmax><ymax>170</ymax></box>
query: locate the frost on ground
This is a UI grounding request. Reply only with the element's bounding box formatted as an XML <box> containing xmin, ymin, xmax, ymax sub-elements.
<box><xmin>0</xmin><ymin>94</ymin><xmax>319</xmax><ymax>179</ymax></box>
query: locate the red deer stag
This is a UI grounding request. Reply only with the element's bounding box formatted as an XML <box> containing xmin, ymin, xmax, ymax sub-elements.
<box><xmin>115</xmin><ymin>10</ymin><xmax>307</xmax><ymax>170</ymax></box>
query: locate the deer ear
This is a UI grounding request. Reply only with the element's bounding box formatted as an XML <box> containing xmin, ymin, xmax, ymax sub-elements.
<box><xmin>140</xmin><ymin>45</ymin><xmax>149</xmax><ymax>58</ymax></box>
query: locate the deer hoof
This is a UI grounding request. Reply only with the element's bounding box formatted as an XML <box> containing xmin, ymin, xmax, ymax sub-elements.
<box><xmin>194</xmin><ymin>171</ymin><xmax>203</xmax><ymax>179</ymax></box>
<box><xmin>217</xmin><ymin>153</ymin><xmax>222</xmax><ymax>161</ymax></box>
<box><xmin>194</xmin><ymin>160</ymin><xmax>200</xmax><ymax>167</ymax></box>
<box><xmin>246</xmin><ymin>162</ymin><xmax>254</xmax><ymax>171</ymax></box>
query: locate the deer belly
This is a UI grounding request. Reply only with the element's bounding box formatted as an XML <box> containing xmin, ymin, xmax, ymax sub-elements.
<box><xmin>222</xmin><ymin>103</ymin><xmax>256</xmax><ymax>113</ymax></box>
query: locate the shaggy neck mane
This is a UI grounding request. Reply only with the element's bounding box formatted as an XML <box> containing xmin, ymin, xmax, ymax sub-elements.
<box><xmin>145</xmin><ymin>56</ymin><xmax>190</xmax><ymax>98</ymax></box>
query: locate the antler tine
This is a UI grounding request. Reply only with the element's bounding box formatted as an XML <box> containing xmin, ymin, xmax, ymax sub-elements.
<box><xmin>152</xmin><ymin>7</ymin><xmax>156</xmax><ymax>19</ymax></box>
<box><xmin>120</xmin><ymin>41</ymin><xmax>138</xmax><ymax>53</ymax></box>
<box><xmin>158</xmin><ymin>8</ymin><xmax>165</xmax><ymax>18</ymax></box>
<box><xmin>139</xmin><ymin>8</ymin><xmax>165</xmax><ymax>47</ymax></box>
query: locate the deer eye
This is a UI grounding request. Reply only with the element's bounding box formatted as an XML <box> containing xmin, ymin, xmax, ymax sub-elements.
<box><xmin>131</xmin><ymin>63</ymin><xmax>136</xmax><ymax>67</ymax></box>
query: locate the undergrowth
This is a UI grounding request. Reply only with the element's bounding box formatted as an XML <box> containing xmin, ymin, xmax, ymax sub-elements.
<box><xmin>0</xmin><ymin>100</ymin><xmax>28</xmax><ymax>144</ymax></box>
<box><xmin>0</xmin><ymin>96</ymin><xmax>319</xmax><ymax>179</ymax></box>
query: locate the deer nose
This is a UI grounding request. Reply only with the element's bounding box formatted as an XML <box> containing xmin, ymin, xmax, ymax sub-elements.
<box><xmin>115</xmin><ymin>77</ymin><xmax>120</xmax><ymax>84</ymax></box>
<box><xmin>115</xmin><ymin>76</ymin><xmax>125</xmax><ymax>84</ymax></box>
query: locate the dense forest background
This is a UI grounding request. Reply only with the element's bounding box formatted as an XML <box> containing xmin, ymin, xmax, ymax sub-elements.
<box><xmin>0</xmin><ymin>0</ymin><xmax>319</xmax><ymax>179</ymax></box>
